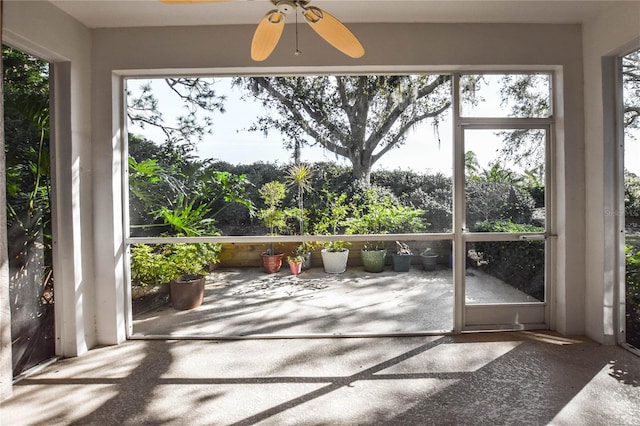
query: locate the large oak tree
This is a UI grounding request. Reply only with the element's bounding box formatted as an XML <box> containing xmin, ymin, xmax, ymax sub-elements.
<box><xmin>240</xmin><ymin>75</ymin><xmax>452</xmax><ymax>185</ymax></box>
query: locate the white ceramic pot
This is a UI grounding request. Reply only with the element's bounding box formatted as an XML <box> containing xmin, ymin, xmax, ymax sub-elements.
<box><xmin>321</xmin><ymin>248</ymin><xmax>349</xmax><ymax>274</ymax></box>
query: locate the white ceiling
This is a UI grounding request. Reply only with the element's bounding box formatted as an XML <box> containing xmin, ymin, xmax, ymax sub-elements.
<box><xmin>47</xmin><ymin>0</ymin><xmax>623</xmax><ymax>29</ymax></box>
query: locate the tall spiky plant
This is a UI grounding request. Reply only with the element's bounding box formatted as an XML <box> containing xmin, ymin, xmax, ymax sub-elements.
<box><xmin>285</xmin><ymin>163</ymin><xmax>314</xmax><ymax>235</ymax></box>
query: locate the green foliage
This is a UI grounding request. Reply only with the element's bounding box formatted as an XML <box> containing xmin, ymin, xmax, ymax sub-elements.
<box><xmin>257</xmin><ymin>181</ymin><xmax>293</xmax><ymax>253</ymax></box>
<box><xmin>259</xmin><ymin>181</ymin><xmax>286</xmax><ymax>208</ymax></box>
<box><xmin>313</xmin><ymin>191</ymin><xmax>350</xmax><ymax>252</ymax></box>
<box><xmin>130</xmin><ymin>243</ymin><xmax>221</xmax><ymax>286</ymax></box>
<box><xmin>128</xmin><ymin>138</ymin><xmax>254</xmax><ymax>237</ymax></box>
<box><xmin>473</xmin><ymin>220</ymin><xmax>543</xmax><ymax>233</ymax></box>
<box><xmin>466</xmin><ymin>180</ymin><xmax>535</xmax><ymax>227</ymax></box>
<box><xmin>154</xmin><ymin>196</ymin><xmax>218</xmax><ymax>237</ymax></box>
<box><xmin>343</xmin><ymin>187</ymin><xmax>425</xmax><ymax>250</ymax></box>
<box><xmin>373</xmin><ymin>170</ymin><xmax>452</xmax><ymax>232</ymax></box>
<box><xmin>285</xmin><ymin>163</ymin><xmax>314</xmax><ymax>234</ymax></box>
<box><xmin>625</xmin><ymin>171</ymin><xmax>640</xmax><ymax>218</ymax></box>
<box><xmin>623</xmin><ymin>50</ymin><xmax>640</xmax><ymax>134</ymax></box>
<box><xmin>520</xmin><ymin>166</ymin><xmax>545</xmax><ymax>208</ymax></box>
<box><xmin>3</xmin><ymin>46</ymin><xmax>53</xmax><ymax>273</ymax></box>
<box><xmin>471</xmin><ymin>221</ymin><xmax>545</xmax><ymax>300</ymax></box>
<box><xmin>626</xmin><ymin>244</ymin><xmax>640</xmax><ymax>347</ymax></box>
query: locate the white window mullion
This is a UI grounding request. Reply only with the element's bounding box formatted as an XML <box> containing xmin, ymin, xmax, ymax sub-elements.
<box><xmin>453</xmin><ymin>74</ymin><xmax>466</xmax><ymax>333</ymax></box>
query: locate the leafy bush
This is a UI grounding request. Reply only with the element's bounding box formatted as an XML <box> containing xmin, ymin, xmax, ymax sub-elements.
<box><xmin>402</xmin><ymin>188</ymin><xmax>451</xmax><ymax>232</ymax></box>
<box><xmin>471</xmin><ymin>220</ymin><xmax>545</xmax><ymax>300</ymax></box>
<box><xmin>626</xmin><ymin>244</ymin><xmax>640</xmax><ymax>348</ymax></box>
<box><xmin>374</xmin><ymin>170</ymin><xmax>452</xmax><ymax>232</ymax></box>
<box><xmin>312</xmin><ymin>191</ymin><xmax>351</xmax><ymax>251</ymax></box>
<box><xmin>257</xmin><ymin>181</ymin><xmax>295</xmax><ymax>239</ymax></box>
<box><xmin>344</xmin><ymin>187</ymin><xmax>425</xmax><ymax>235</ymax></box>
<box><xmin>625</xmin><ymin>172</ymin><xmax>640</xmax><ymax>218</ymax></box>
<box><xmin>130</xmin><ymin>243</ymin><xmax>221</xmax><ymax>286</ymax></box>
<box><xmin>466</xmin><ymin>180</ymin><xmax>535</xmax><ymax>227</ymax></box>
<box><xmin>178</xmin><ymin>161</ymin><xmax>542</xmax><ymax>238</ymax></box>
<box><xmin>472</xmin><ymin>220</ymin><xmax>542</xmax><ymax>233</ymax></box>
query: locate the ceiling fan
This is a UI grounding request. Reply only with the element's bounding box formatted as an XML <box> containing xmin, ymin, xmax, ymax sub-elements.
<box><xmin>161</xmin><ymin>0</ymin><xmax>365</xmax><ymax>61</ymax></box>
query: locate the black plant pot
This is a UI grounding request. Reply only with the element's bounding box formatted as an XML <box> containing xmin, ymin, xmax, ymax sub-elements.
<box><xmin>391</xmin><ymin>253</ymin><xmax>413</xmax><ymax>272</ymax></box>
<box><xmin>421</xmin><ymin>254</ymin><xmax>439</xmax><ymax>271</ymax></box>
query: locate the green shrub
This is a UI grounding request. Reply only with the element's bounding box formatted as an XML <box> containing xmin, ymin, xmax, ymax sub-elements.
<box><xmin>626</xmin><ymin>244</ymin><xmax>640</xmax><ymax>348</ymax></box>
<box><xmin>625</xmin><ymin>172</ymin><xmax>640</xmax><ymax>218</ymax></box>
<box><xmin>466</xmin><ymin>180</ymin><xmax>535</xmax><ymax>227</ymax></box>
<box><xmin>373</xmin><ymin>170</ymin><xmax>452</xmax><ymax>232</ymax></box>
<box><xmin>402</xmin><ymin>188</ymin><xmax>452</xmax><ymax>232</ymax></box>
<box><xmin>312</xmin><ymin>191</ymin><xmax>351</xmax><ymax>251</ymax></box>
<box><xmin>471</xmin><ymin>220</ymin><xmax>545</xmax><ymax>301</ymax></box>
<box><xmin>344</xmin><ymin>187</ymin><xmax>426</xmax><ymax>235</ymax></box>
<box><xmin>130</xmin><ymin>243</ymin><xmax>220</xmax><ymax>286</ymax></box>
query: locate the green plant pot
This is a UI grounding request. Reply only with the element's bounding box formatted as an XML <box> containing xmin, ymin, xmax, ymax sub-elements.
<box><xmin>391</xmin><ymin>253</ymin><xmax>413</xmax><ymax>272</ymax></box>
<box><xmin>170</xmin><ymin>274</ymin><xmax>205</xmax><ymax>310</ymax></box>
<box><xmin>361</xmin><ymin>249</ymin><xmax>387</xmax><ymax>273</ymax></box>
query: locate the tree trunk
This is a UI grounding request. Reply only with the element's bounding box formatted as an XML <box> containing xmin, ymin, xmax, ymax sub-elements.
<box><xmin>350</xmin><ymin>153</ymin><xmax>372</xmax><ymax>186</ymax></box>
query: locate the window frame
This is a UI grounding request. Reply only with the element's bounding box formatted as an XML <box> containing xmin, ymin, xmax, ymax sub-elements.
<box><xmin>122</xmin><ymin>69</ymin><xmax>558</xmax><ymax>337</ymax></box>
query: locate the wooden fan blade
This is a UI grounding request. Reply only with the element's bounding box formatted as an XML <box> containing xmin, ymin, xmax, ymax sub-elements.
<box><xmin>251</xmin><ymin>11</ymin><xmax>286</xmax><ymax>62</ymax></box>
<box><xmin>303</xmin><ymin>7</ymin><xmax>364</xmax><ymax>59</ymax></box>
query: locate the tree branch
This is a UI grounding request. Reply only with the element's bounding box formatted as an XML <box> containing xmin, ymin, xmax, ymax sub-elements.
<box><xmin>253</xmin><ymin>77</ymin><xmax>350</xmax><ymax>158</ymax></box>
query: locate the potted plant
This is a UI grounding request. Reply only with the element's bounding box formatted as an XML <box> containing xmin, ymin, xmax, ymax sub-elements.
<box><xmin>295</xmin><ymin>241</ymin><xmax>317</xmax><ymax>270</ymax></box>
<box><xmin>359</xmin><ymin>241</ymin><xmax>387</xmax><ymax>273</ymax></box>
<box><xmin>257</xmin><ymin>181</ymin><xmax>289</xmax><ymax>273</ymax></box>
<box><xmin>130</xmin><ymin>242</ymin><xmax>220</xmax><ymax>310</ymax></box>
<box><xmin>314</xmin><ymin>191</ymin><xmax>351</xmax><ymax>274</ymax></box>
<box><xmin>320</xmin><ymin>240</ymin><xmax>351</xmax><ymax>274</ymax></box>
<box><xmin>343</xmin><ymin>189</ymin><xmax>389</xmax><ymax>273</ymax></box>
<box><xmin>420</xmin><ymin>247</ymin><xmax>439</xmax><ymax>271</ymax></box>
<box><xmin>391</xmin><ymin>241</ymin><xmax>413</xmax><ymax>272</ymax></box>
<box><xmin>285</xmin><ymin>163</ymin><xmax>314</xmax><ymax>236</ymax></box>
<box><xmin>287</xmin><ymin>254</ymin><xmax>304</xmax><ymax>275</ymax></box>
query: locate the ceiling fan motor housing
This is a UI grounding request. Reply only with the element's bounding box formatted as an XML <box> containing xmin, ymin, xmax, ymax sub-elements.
<box><xmin>272</xmin><ymin>0</ymin><xmax>310</xmax><ymax>14</ymax></box>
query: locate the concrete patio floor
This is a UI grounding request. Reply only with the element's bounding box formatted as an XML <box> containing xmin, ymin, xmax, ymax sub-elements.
<box><xmin>2</xmin><ymin>332</ymin><xmax>639</xmax><ymax>425</ymax></box>
<box><xmin>133</xmin><ymin>266</ymin><xmax>539</xmax><ymax>337</ymax></box>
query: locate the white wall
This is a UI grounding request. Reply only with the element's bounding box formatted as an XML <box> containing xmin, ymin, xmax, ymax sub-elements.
<box><xmin>583</xmin><ymin>3</ymin><xmax>640</xmax><ymax>344</ymax></box>
<box><xmin>1</xmin><ymin>0</ymin><xmax>94</xmax><ymax>377</ymax></box>
<box><xmin>93</xmin><ymin>22</ymin><xmax>586</xmax><ymax>340</ymax></box>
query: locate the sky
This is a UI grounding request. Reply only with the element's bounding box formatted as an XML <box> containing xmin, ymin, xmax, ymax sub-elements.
<box><xmin>126</xmin><ymin>76</ymin><xmax>640</xmax><ymax>176</ymax></box>
<box><xmin>127</xmin><ymin>77</ymin><xmax>455</xmax><ymax>175</ymax></box>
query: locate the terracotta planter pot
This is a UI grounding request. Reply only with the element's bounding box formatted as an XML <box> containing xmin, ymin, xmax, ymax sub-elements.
<box><xmin>170</xmin><ymin>274</ymin><xmax>205</xmax><ymax>310</ymax></box>
<box><xmin>289</xmin><ymin>260</ymin><xmax>303</xmax><ymax>275</ymax></box>
<box><xmin>261</xmin><ymin>253</ymin><xmax>284</xmax><ymax>273</ymax></box>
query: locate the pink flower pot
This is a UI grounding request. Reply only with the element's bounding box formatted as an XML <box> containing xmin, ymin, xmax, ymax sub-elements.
<box><xmin>289</xmin><ymin>260</ymin><xmax>303</xmax><ymax>275</ymax></box>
